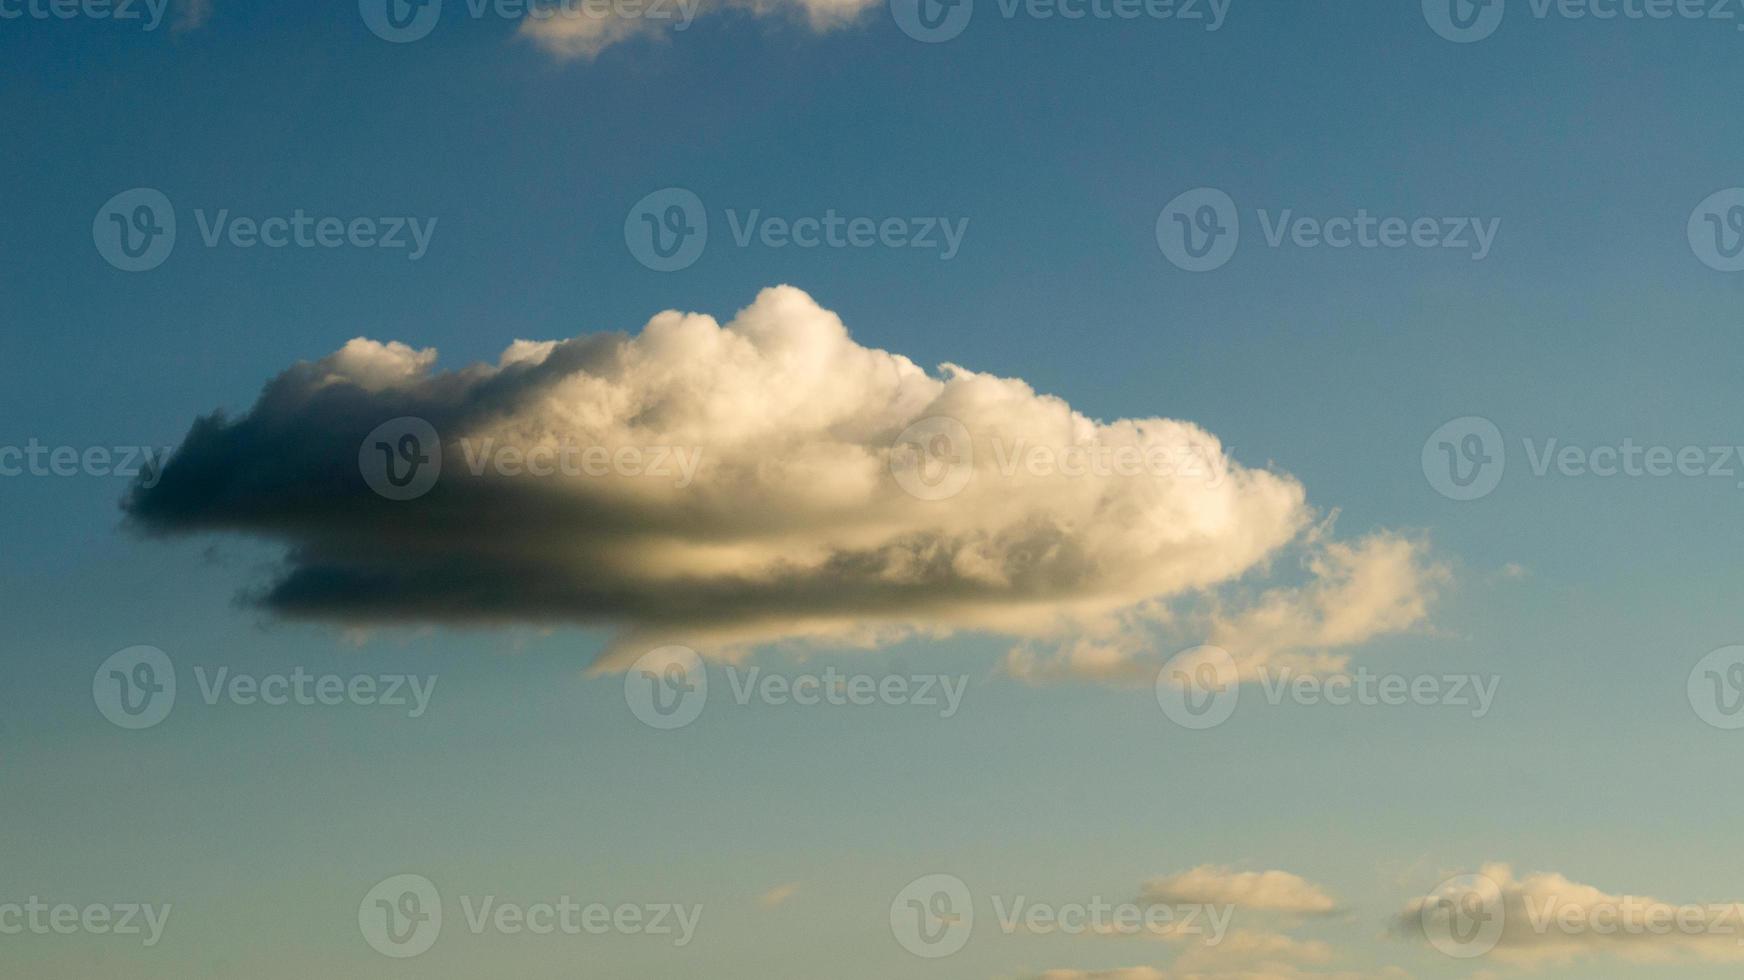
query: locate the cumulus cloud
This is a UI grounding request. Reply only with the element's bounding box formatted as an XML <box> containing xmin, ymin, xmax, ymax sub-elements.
<box><xmin>1139</xmin><ymin>868</ymin><xmax>1340</xmax><ymax>917</ymax></box>
<box><xmin>517</xmin><ymin>0</ymin><xmax>878</xmax><ymax>60</ymax></box>
<box><xmin>1397</xmin><ymin>863</ymin><xmax>1744</xmax><ymax>968</ymax></box>
<box><xmin>125</xmin><ymin>286</ymin><xmax>1439</xmax><ymax>673</ymax></box>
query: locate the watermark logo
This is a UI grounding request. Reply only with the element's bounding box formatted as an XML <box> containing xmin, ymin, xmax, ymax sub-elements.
<box><xmin>890</xmin><ymin>0</ymin><xmax>973</xmax><ymax>41</ymax></box>
<box><xmin>92</xmin><ymin>646</ymin><xmax>176</xmax><ymax>730</ymax></box>
<box><xmin>458</xmin><ymin>437</ymin><xmax>703</xmax><ymax>487</ymax></box>
<box><xmin>1256</xmin><ymin>208</ymin><xmax>1498</xmax><ymax>258</ymax></box>
<box><xmin>626</xmin><ymin>190</ymin><xmax>968</xmax><ymax>270</ymax></box>
<box><xmin>95</xmin><ymin>190</ymin><xmax>434</xmax><ymax>269</ymax></box>
<box><xmin>624</xmin><ymin>650</ymin><xmax>969</xmax><ymax>727</ymax></box>
<box><xmin>890</xmin><ymin>876</ymin><xmax>1232</xmax><ymax>956</ymax></box>
<box><xmin>892</xmin><ymin>0</ymin><xmax>1225</xmax><ymax>41</ymax></box>
<box><xmin>724</xmin><ymin>666</ymin><xmax>969</xmax><ymax>717</ymax></box>
<box><xmin>890</xmin><ymin>422</ymin><xmax>1225</xmax><ymax>502</ymax></box>
<box><xmin>94</xmin><ymin>648</ymin><xmax>438</xmax><ymax>728</ymax></box>
<box><xmin>625</xmin><ymin>645</ymin><xmax>709</xmax><ymax>730</ymax></box>
<box><xmin>1420</xmin><ymin>873</ymin><xmax>1505</xmax><ymax>958</ymax></box>
<box><xmin>359</xmin><ymin>874</ymin><xmax>698</xmax><ymax>954</ymax></box>
<box><xmin>1423</xmin><ymin>0</ymin><xmax>1505</xmax><ymax>42</ymax></box>
<box><xmin>1162</xmin><ymin>190</ymin><xmax>1500</xmax><ymax>270</ymax></box>
<box><xmin>191</xmin><ymin>209</ymin><xmax>435</xmax><ymax>259</ymax></box>
<box><xmin>991</xmin><ymin>895</ymin><xmax>1232</xmax><ymax>941</ymax></box>
<box><xmin>360</xmin><ymin>874</ymin><xmax>443</xmax><ymax>958</ymax></box>
<box><xmin>363</xmin><ymin>0</ymin><xmax>701</xmax><ymax>43</ymax></box>
<box><xmin>1157</xmin><ymin>187</ymin><xmax>1239</xmax><ymax>272</ymax></box>
<box><xmin>1423</xmin><ymin>416</ymin><xmax>1506</xmax><ymax>501</ymax></box>
<box><xmin>1520</xmin><ymin>892</ymin><xmax>1744</xmax><ymax>942</ymax></box>
<box><xmin>1689</xmin><ymin>188</ymin><xmax>1744</xmax><ymax>272</ymax></box>
<box><xmin>1154</xmin><ymin>645</ymin><xmax>1240</xmax><ymax>729</ymax></box>
<box><xmin>361</xmin><ymin>0</ymin><xmax>444</xmax><ymax>41</ymax></box>
<box><xmin>193</xmin><ymin>667</ymin><xmax>438</xmax><ymax>717</ymax></box>
<box><xmin>94</xmin><ymin>188</ymin><xmax>175</xmax><ymax>272</ymax></box>
<box><xmin>1157</xmin><ymin>657</ymin><xmax>1500</xmax><ymax>730</ymax></box>
<box><xmin>0</xmin><ymin>899</ymin><xmax>172</xmax><ymax>946</ymax></box>
<box><xmin>1266</xmin><ymin>667</ymin><xmax>1498</xmax><ymax>718</ymax></box>
<box><xmin>0</xmin><ymin>441</ymin><xmax>170</xmax><ymax>485</ymax></box>
<box><xmin>0</xmin><ymin>0</ymin><xmax>170</xmax><ymax>29</ymax></box>
<box><xmin>890</xmin><ymin>874</ymin><xmax>974</xmax><ymax>958</ymax></box>
<box><xmin>1429</xmin><ymin>423</ymin><xmax>1744</xmax><ymax>499</ymax></box>
<box><xmin>361</xmin><ymin>417</ymin><xmax>442</xmax><ymax>501</ymax></box>
<box><xmin>1689</xmin><ymin>645</ymin><xmax>1744</xmax><ymax>730</ymax></box>
<box><xmin>1430</xmin><ymin>0</ymin><xmax>1744</xmax><ymax>42</ymax></box>
<box><xmin>626</xmin><ymin>187</ymin><xmax>708</xmax><ymax>272</ymax></box>
<box><xmin>992</xmin><ymin>439</ymin><xmax>1224</xmax><ymax>485</ymax></box>
<box><xmin>891</xmin><ymin>416</ymin><xmax>974</xmax><ymax>501</ymax></box>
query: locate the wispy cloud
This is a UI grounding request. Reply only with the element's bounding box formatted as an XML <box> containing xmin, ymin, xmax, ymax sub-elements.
<box><xmin>173</xmin><ymin>0</ymin><xmax>212</xmax><ymax>31</ymax></box>
<box><xmin>1139</xmin><ymin>866</ymin><xmax>1340</xmax><ymax>917</ymax></box>
<box><xmin>758</xmin><ymin>882</ymin><xmax>801</xmax><ymax>908</ymax></box>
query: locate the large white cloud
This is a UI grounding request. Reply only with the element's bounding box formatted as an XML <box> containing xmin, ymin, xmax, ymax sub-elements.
<box><xmin>127</xmin><ymin>286</ymin><xmax>1439</xmax><ymax>673</ymax></box>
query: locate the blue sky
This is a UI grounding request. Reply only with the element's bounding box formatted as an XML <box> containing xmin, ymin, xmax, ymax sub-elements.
<box><xmin>4</xmin><ymin>1</ymin><xmax>1744</xmax><ymax>978</ymax></box>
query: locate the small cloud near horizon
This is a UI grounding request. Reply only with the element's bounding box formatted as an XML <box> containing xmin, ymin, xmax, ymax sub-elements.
<box><xmin>758</xmin><ymin>882</ymin><xmax>801</xmax><ymax>908</ymax></box>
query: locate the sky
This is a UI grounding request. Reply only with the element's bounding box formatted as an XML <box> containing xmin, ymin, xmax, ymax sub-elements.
<box><xmin>4</xmin><ymin>1</ymin><xmax>1744</xmax><ymax>977</ymax></box>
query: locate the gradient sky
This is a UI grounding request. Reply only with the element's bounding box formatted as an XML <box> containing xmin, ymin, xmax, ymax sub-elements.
<box><xmin>4</xmin><ymin>1</ymin><xmax>1744</xmax><ymax>978</ymax></box>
